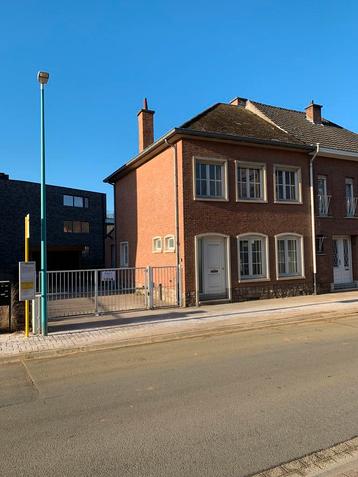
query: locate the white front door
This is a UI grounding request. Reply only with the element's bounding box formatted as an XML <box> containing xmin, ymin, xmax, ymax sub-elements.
<box><xmin>202</xmin><ymin>236</ymin><xmax>227</xmax><ymax>297</ymax></box>
<box><xmin>333</xmin><ymin>236</ymin><xmax>353</xmax><ymax>284</ymax></box>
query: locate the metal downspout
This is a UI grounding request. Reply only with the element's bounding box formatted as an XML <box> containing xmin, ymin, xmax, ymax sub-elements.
<box><xmin>310</xmin><ymin>143</ymin><xmax>320</xmax><ymax>294</ymax></box>
<box><xmin>165</xmin><ymin>139</ymin><xmax>182</xmax><ymax>306</ymax></box>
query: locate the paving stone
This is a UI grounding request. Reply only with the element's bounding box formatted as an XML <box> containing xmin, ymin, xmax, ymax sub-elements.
<box><xmin>283</xmin><ymin>459</ymin><xmax>309</xmax><ymax>472</ymax></box>
<box><xmin>264</xmin><ymin>467</ymin><xmax>288</xmax><ymax>477</ymax></box>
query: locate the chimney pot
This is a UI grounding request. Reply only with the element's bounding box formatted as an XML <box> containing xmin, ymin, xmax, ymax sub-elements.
<box><xmin>137</xmin><ymin>99</ymin><xmax>155</xmax><ymax>152</ymax></box>
<box><xmin>305</xmin><ymin>101</ymin><xmax>322</xmax><ymax>124</ymax></box>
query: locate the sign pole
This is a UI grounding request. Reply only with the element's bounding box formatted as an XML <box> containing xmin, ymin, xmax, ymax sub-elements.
<box><xmin>24</xmin><ymin>214</ymin><xmax>30</xmax><ymax>337</ymax></box>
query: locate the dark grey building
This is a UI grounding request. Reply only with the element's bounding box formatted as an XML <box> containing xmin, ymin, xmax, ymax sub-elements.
<box><xmin>0</xmin><ymin>173</ymin><xmax>106</xmax><ymax>280</ymax></box>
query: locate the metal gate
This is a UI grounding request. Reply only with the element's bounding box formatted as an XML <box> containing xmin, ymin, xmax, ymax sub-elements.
<box><xmin>41</xmin><ymin>266</ymin><xmax>180</xmax><ymax>319</ymax></box>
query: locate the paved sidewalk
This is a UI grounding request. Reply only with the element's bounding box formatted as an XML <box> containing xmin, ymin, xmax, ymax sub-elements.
<box><xmin>253</xmin><ymin>437</ymin><xmax>358</xmax><ymax>476</ymax></box>
<box><xmin>1</xmin><ymin>291</ymin><xmax>358</xmax><ymax>360</ymax></box>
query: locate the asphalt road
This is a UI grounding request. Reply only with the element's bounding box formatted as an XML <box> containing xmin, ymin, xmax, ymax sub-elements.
<box><xmin>1</xmin><ymin>315</ymin><xmax>358</xmax><ymax>477</ymax></box>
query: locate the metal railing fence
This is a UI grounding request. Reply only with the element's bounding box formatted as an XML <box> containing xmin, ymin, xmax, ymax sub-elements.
<box><xmin>317</xmin><ymin>194</ymin><xmax>331</xmax><ymax>216</ymax></box>
<box><xmin>37</xmin><ymin>265</ymin><xmax>180</xmax><ymax>319</ymax></box>
<box><xmin>346</xmin><ymin>196</ymin><xmax>358</xmax><ymax>217</ymax></box>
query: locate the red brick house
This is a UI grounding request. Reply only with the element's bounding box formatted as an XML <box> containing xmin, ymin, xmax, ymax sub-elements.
<box><xmin>104</xmin><ymin>98</ymin><xmax>358</xmax><ymax>306</ymax></box>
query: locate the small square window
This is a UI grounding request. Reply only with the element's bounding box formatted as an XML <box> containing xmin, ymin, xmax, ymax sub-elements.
<box><xmin>74</xmin><ymin>196</ymin><xmax>84</xmax><ymax>208</ymax></box>
<box><xmin>63</xmin><ymin>195</ymin><xmax>73</xmax><ymax>207</ymax></box>
<box><xmin>164</xmin><ymin>235</ymin><xmax>175</xmax><ymax>252</ymax></box>
<box><xmin>153</xmin><ymin>237</ymin><xmax>163</xmax><ymax>253</ymax></box>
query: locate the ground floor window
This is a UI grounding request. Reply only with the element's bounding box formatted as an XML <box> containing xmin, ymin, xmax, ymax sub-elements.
<box><xmin>119</xmin><ymin>241</ymin><xmax>129</xmax><ymax>267</ymax></box>
<box><xmin>276</xmin><ymin>234</ymin><xmax>303</xmax><ymax>278</ymax></box>
<box><xmin>238</xmin><ymin>235</ymin><xmax>268</xmax><ymax>280</ymax></box>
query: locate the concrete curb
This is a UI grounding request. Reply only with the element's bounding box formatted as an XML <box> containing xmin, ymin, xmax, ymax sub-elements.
<box><xmin>1</xmin><ymin>308</ymin><xmax>356</xmax><ymax>364</ymax></box>
<box><xmin>252</xmin><ymin>436</ymin><xmax>358</xmax><ymax>476</ymax></box>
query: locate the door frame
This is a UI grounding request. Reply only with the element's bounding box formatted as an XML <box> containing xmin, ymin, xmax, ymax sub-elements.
<box><xmin>332</xmin><ymin>235</ymin><xmax>353</xmax><ymax>285</ymax></box>
<box><xmin>194</xmin><ymin>233</ymin><xmax>231</xmax><ymax>305</ymax></box>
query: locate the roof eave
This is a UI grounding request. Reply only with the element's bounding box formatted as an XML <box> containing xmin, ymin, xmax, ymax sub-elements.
<box><xmin>318</xmin><ymin>147</ymin><xmax>358</xmax><ymax>160</ymax></box>
<box><xmin>104</xmin><ymin>128</ymin><xmax>312</xmax><ymax>184</ymax></box>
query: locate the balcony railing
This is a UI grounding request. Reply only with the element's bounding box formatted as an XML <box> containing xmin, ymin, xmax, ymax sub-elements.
<box><xmin>317</xmin><ymin>194</ymin><xmax>331</xmax><ymax>217</ymax></box>
<box><xmin>346</xmin><ymin>196</ymin><xmax>358</xmax><ymax>217</ymax></box>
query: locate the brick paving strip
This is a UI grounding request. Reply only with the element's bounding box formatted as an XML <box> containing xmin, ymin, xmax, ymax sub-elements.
<box><xmin>1</xmin><ymin>291</ymin><xmax>358</xmax><ymax>361</ymax></box>
<box><xmin>252</xmin><ymin>437</ymin><xmax>358</xmax><ymax>477</ymax></box>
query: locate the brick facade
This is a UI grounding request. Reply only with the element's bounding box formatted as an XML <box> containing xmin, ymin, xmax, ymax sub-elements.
<box><xmin>107</xmin><ymin>99</ymin><xmax>358</xmax><ymax>307</ymax></box>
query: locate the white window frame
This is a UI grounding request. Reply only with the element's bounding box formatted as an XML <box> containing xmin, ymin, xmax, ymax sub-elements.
<box><xmin>235</xmin><ymin>161</ymin><xmax>267</xmax><ymax>202</ymax></box>
<box><xmin>275</xmin><ymin>233</ymin><xmax>304</xmax><ymax>280</ymax></box>
<box><xmin>317</xmin><ymin>175</ymin><xmax>328</xmax><ymax>197</ymax></box>
<box><xmin>237</xmin><ymin>233</ymin><xmax>269</xmax><ymax>282</ymax></box>
<box><xmin>119</xmin><ymin>241</ymin><xmax>129</xmax><ymax>267</ymax></box>
<box><xmin>274</xmin><ymin>165</ymin><xmax>302</xmax><ymax>204</ymax></box>
<box><xmin>152</xmin><ymin>236</ymin><xmax>163</xmax><ymax>253</ymax></box>
<box><xmin>193</xmin><ymin>156</ymin><xmax>228</xmax><ymax>201</ymax></box>
<box><xmin>164</xmin><ymin>235</ymin><xmax>175</xmax><ymax>252</ymax></box>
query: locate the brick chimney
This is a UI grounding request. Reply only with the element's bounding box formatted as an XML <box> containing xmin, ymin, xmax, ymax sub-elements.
<box><xmin>305</xmin><ymin>101</ymin><xmax>322</xmax><ymax>124</ymax></box>
<box><xmin>137</xmin><ymin>98</ymin><xmax>155</xmax><ymax>152</ymax></box>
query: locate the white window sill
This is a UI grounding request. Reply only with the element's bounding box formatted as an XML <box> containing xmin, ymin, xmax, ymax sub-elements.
<box><xmin>194</xmin><ymin>196</ymin><xmax>229</xmax><ymax>202</ymax></box>
<box><xmin>164</xmin><ymin>249</ymin><xmax>175</xmax><ymax>253</ymax></box>
<box><xmin>274</xmin><ymin>200</ymin><xmax>303</xmax><ymax>205</ymax></box>
<box><xmin>236</xmin><ymin>199</ymin><xmax>267</xmax><ymax>204</ymax></box>
<box><xmin>238</xmin><ymin>277</ymin><xmax>270</xmax><ymax>284</ymax></box>
<box><xmin>276</xmin><ymin>275</ymin><xmax>305</xmax><ymax>281</ymax></box>
<box><xmin>152</xmin><ymin>250</ymin><xmax>162</xmax><ymax>254</ymax></box>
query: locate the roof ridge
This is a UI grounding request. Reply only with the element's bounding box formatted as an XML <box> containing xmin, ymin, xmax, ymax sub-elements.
<box><xmin>251</xmin><ymin>100</ymin><xmax>305</xmax><ymax>115</ymax></box>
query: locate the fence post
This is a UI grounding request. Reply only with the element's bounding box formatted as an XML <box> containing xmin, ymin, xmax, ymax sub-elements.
<box><xmin>176</xmin><ymin>264</ymin><xmax>182</xmax><ymax>307</ymax></box>
<box><xmin>94</xmin><ymin>270</ymin><xmax>99</xmax><ymax>315</ymax></box>
<box><xmin>146</xmin><ymin>266</ymin><xmax>154</xmax><ymax>309</ymax></box>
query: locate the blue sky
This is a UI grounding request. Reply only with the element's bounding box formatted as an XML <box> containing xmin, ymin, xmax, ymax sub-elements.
<box><xmin>1</xmin><ymin>1</ymin><xmax>357</xmax><ymax>210</ymax></box>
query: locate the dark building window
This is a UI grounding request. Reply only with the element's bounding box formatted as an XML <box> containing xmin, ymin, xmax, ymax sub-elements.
<box><xmin>63</xmin><ymin>194</ymin><xmax>89</xmax><ymax>208</ymax></box>
<box><xmin>82</xmin><ymin>246</ymin><xmax>90</xmax><ymax>257</ymax></box>
<box><xmin>64</xmin><ymin>221</ymin><xmax>90</xmax><ymax>233</ymax></box>
<box><xmin>316</xmin><ymin>235</ymin><xmax>326</xmax><ymax>255</ymax></box>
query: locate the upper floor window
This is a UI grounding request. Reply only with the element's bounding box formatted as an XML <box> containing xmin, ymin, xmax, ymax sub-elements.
<box><xmin>194</xmin><ymin>158</ymin><xmax>227</xmax><ymax>200</ymax></box>
<box><xmin>238</xmin><ymin>234</ymin><xmax>268</xmax><ymax>281</ymax></box>
<box><xmin>64</xmin><ymin>221</ymin><xmax>90</xmax><ymax>233</ymax></box>
<box><xmin>276</xmin><ymin>234</ymin><xmax>304</xmax><ymax>278</ymax></box>
<box><xmin>274</xmin><ymin>166</ymin><xmax>301</xmax><ymax>203</ymax></box>
<box><xmin>317</xmin><ymin>175</ymin><xmax>330</xmax><ymax>216</ymax></box>
<box><xmin>236</xmin><ymin>162</ymin><xmax>266</xmax><ymax>202</ymax></box>
<box><xmin>63</xmin><ymin>194</ymin><xmax>89</xmax><ymax>208</ymax></box>
<box><xmin>152</xmin><ymin>236</ymin><xmax>163</xmax><ymax>253</ymax></box>
<box><xmin>164</xmin><ymin>235</ymin><xmax>175</xmax><ymax>252</ymax></box>
<box><xmin>346</xmin><ymin>178</ymin><xmax>357</xmax><ymax>217</ymax></box>
<box><xmin>119</xmin><ymin>241</ymin><xmax>129</xmax><ymax>267</ymax></box>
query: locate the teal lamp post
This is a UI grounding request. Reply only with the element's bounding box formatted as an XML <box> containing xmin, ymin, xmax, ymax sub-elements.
<box><xmin>37</xmin><ymin>71</ymin><xmax>49</xmax><ymax>336</ymax></box>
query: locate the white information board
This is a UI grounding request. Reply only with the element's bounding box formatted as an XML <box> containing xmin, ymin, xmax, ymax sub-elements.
<box><xmin>101</xmin><ymin>270</ymin><xmax>116</xmax><ymax>281</ymax></box>
<box><xmin>19</xmin><ymin>261</ymin><xmax>36</xmax><ymax>301</ymax></box>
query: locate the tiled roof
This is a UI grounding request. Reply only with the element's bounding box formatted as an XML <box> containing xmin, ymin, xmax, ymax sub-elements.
<box><xmin>251</xmin><ymin>101</ymin><xmax>358</xmax><ymax>154</ymax></box>
<box><xmin>180</xmin><ymin>103</ymin><xmax>306</xmax><ymax>146</ymax></box>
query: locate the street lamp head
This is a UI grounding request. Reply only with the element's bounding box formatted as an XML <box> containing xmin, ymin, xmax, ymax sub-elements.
<box><xmin>37</xmin><ymin>71</ymin><xmax>49</xmax><ymax>85</ymax></box>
